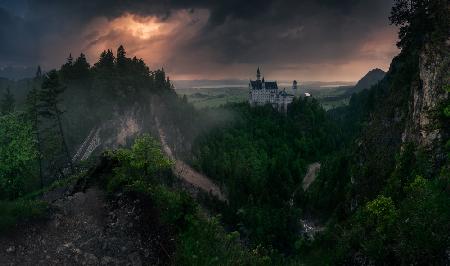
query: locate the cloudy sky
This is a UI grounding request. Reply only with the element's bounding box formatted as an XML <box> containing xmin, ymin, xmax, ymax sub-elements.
<box><xmin>0</xmin><ymin>0</ymin><xmax>400</xmax><ymax>81</ymax></box>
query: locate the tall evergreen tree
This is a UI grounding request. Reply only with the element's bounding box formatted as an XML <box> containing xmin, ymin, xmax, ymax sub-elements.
<box><xmin>390</xmin><ymin>0</ymin><xmax>450</xmax><ymax>49</ymax></box>
<box><xmin>38</xmin><ymin>70</ymin><xmax>73</xmax><ymax>177</ymax></box>
<box><xmin>73</xmin><ymin>53</ymin><xmax>90</xmax><ymax>78</ymax></box>
<box><xmin>1</xmin><ymin>87</ymin><xmax>15</xmax><ymax>115</ymax></box>
<box><xmin>94</xmin><ymin>49</ymin><xmax>115</xmax><ymax>70</ymax></box>
<box><xmin>60</xmin><ymin>53</ymin><xmax>74</xmax><ymax>80</ymax></box>
<box><xmin>92</xmin><ymin>49</ymin><xmax>116</xmax><ymax>103</ymax></box>
<box><xmin>36</xmin><ymin>65</ymin><xmax>42</xmax><ymax>79</ymax></box>
<box><xmin>26</xmin><ymin>79</ymin><xmax>44</xmax><ymax>188</ymax></box>
<box><xmin>116</xmin><ymin>45</ymin><xmax>130</xmax><ymax>74</ymax></box>
<box><xmin>116</xmin><ymin>45</ymin><xmax>126</xmax><ymax>65</ymax></box>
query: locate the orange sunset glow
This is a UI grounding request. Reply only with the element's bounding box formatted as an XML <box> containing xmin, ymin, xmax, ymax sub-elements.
<box><xmin>112</xmin><ymin>14</ymin><xmax>163</xmax><ymax>40</ymax></box>
<box><xmin>1</xmin><ymin>1</ymin><xmax>402</xmax><ymax>82</ymax></box>
<box><xmin>79</xmin><ymin>10</ymin><xmax>209</xmax><ymax>76</ymax></box>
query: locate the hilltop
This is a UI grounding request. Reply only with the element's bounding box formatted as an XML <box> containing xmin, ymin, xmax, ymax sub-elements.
<box><xmin>353</xmin><ymin>68</ymin><xmax>386</xmax><ymax>92</ymax></box>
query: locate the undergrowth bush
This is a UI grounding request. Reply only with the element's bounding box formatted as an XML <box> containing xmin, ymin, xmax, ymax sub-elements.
<box><xmin>0</xmin><ymin>200</ymin><xmax>48</xmax><ymax>232</ymax></box>
<box><xmin>105</xmin><ymin>134</ymin><xmax>268</xmax><ymax>265</ymax></box>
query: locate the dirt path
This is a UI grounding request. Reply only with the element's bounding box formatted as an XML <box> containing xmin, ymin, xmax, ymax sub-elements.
<box><xmin>154</xmin><ymin>117</ymin><xmax>227</xmax><ymax>202</ymax></box>
<box><xmin>0</xmin><ymin>188</ymin><xmax>171</xmax><ymax>266</ymax></box>
<box><xmin>302</xmin><ymin>162</ymin><xmax>321</xmax><ymax>190</ymax></box>
<box><xmin>288</xmin><ymin>162</ymin><xmax>324</xmax><ymax>237</ymax></box>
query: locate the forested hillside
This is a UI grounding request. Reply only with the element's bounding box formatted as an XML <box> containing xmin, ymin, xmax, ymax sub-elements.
<box><xmin>190</xmin><ymin>100</ymin><xmax>339</xmax><ymax>253</ymax></box>
<box><xmin>174</xmin><ymin>0</ymin><xmax>450</xmax><ymax>264</ymax></box>
<box><xmin>0</xmin><ymin>45</ymin><xmax>273</xmax><ymax>265</ymax></box>
<box><xmin>301</xmin><ymin>0</ymin><xmax>450</xmax><ymax>264</ymax></box>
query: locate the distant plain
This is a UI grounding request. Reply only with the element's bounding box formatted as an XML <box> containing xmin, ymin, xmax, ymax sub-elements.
<box><xmin>173</xmin><ymin>80</ymin><xmax>356</xmax><ymax>109</ymax></box>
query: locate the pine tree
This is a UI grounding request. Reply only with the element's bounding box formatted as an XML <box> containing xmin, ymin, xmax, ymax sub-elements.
<box><xmin>36</xmin><ymin>65</ymin><xmax>42</xmax><ymax>79</ymax></box>
<box><xmin>95</xmin><ymin>49</ymin><xmax>115</xmax><ymax>70</ymax></box>
<box><xmin>390</xmin><ymin>0</ymin><xmax>450</xmax><ymax>49</ymax></box>
<box><xmin>116</xmin><ymin>45</ymin><xmax>130</xmax><ymax>74</ymax></box>
<box><xmin>38</xmin><ymin>70</ymin><xmax>73</xmax><ymax>176</ymax></box>
<box><xmin>93</xmin><ymin>49</ymin><xmax>116</xmax><ymax>102</ymax></box>
<box><xmin>117</xmin><ymin>45</ymin><xmax>126</xmax><ymax>65</ymax></box>
<box><xmin>1</xmin><ymin>87</ymin><xmax>15</xmax><ymax>115</ymax></box>
<box><xmin>73</xmin><ymin>53</ymin><xmax>90</xmax><ymax>78</ymax></box>
<box><xmin>26</xmin><ymin>79</ymin><xmax>44</xmax><ymax>188</ymax></box>
<box><xmin>60</xmin><ymin>54</ymin><xmax>74</xmax><ymax>80</ymax></box>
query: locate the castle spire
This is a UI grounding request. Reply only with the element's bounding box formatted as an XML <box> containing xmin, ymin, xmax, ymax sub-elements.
<box><xmin>256</xmin><ymin>67</ymin><xmax>261</xmax><ymax>81</ymax></box>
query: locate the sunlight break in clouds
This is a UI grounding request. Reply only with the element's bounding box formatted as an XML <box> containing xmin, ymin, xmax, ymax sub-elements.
<box><xmin>81</xmin><ymin>9</ymin><xmax>209</xmax><ymax>71</ymax></box>
<box><xmin>111</xmin><ymin>15</ymin><xmax>163</xmax><ymax>40</ymax></box>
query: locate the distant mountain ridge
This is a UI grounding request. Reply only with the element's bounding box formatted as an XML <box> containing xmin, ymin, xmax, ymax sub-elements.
<box><xmin>353</xmin><ymin>68</ymin><xmax>386</xmax><ymax>92</ymax></box>
<box><xmin>332</xmin><ymin>68</ymin><xmax>386</xmax><ymax>97</ymax></box>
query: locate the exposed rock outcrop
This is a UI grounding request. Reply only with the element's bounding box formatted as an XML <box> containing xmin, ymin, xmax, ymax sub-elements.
<box><xmin>73</xmin><ymin>104</ymin><xmax>153</xmax><ymax>161</ymax></box>
<box><xmin>402</xmin><ymin>42</ymin><xmax>450</xmax><ymax>167</ymax></box>
<box><xmin>350</xmin><ymin>39</ymin><xmax>449</xmax><ymax>206</ymax></box>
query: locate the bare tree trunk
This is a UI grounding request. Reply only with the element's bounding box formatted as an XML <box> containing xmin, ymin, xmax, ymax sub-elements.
<box><xmin>55</xmin><ymin>111</ymin><xmax>74</xmax><ymax>174</ymax></box>
<box><xmin>35</xmin><ymin>110</ymin><xmax>44</xmax><ymax>189</ymax></box>
<box><xmin>29</xmin><ymin>83</ymin><xmax>44</xmax><ymax>190</ymax></box>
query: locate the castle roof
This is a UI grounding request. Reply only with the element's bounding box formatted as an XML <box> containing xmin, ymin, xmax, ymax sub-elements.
<box><xmin>278</xmin><ymin>90</ymin><xmax>294</xmax><ymax>97</ymax></box>
<box><xmin>250</xmin><ymin>80</ymin><xmax>278</xmax><ymax>90</ymax></box>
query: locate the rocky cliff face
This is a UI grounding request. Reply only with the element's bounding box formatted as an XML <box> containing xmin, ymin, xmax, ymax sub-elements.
<box><xmin>350</xmin><ymin>39</ymin><xmax>449</xmax><ymax>205</ymax></box>
<box><xmin>101</xmin><ymin>107</ymin><xmax>144</xmax><ymax>149</ymax></box>
<box><xmin>73</xmin><ymin>104</ymin><xmax>155</xmax><ymax>161</ymax></box>
<box><xmin>402</xmin><ymin>42</ymin><xmax>450</xmax><ymax>166</ymax></box>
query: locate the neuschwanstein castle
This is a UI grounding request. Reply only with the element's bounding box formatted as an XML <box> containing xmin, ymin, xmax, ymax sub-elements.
<box><xmin>248</xmin><ymin>68</ymin><xmax>294</xmax><ymax>112</ymax></box>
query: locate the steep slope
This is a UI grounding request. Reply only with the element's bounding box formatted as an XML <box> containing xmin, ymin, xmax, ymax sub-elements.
<box><xmin>351</xmin><ymin>39</ymin><xmax>449</xmax><ymax>203</ymax></box>
<box><xmin>304</xmin><ymin>2</ymin><xmax>449</xmax><ymax>264</ymax></box>
<box><xmin>402</xmin><ymin>43</ymin><xmax>450</xmax><ymax>163</ymax></box>
<box><xmin>353</xmin><ymin>68</ymin><xmax>386</xmax><ymax>93</ymax></box>
<box><xmin>0</xmin><ymin>184</ymin><xmax>173</xmax><ymax>265</ymax></box>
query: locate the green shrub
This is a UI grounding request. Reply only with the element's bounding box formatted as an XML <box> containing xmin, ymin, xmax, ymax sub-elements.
<box><xmin>0</xmin><ymin>200</ymin><xmax>48</xmax><ymax>232</ymax></box>
<box><xmin>127</xmin><ymin>180</ymin><xmax>195</xmax><ymax>229</ymax></box>
<box><xmin>105</xmin><ymin>134</ymin><xmax>267</xmax><ymax>265</ymax></box>
<box><xmin>105</xmin><ymin>134</ymin><xmax>173</xmax><ymax>193</ymax></box>
<box><xmin>176</xmin><ymin>216</ymin><xmax>271</xmax><ymax>266</ymax></box>
<box><xmin>0</xmin><ymin>113</ymin><xmax>39</xmax><ymax>200</ymax></box>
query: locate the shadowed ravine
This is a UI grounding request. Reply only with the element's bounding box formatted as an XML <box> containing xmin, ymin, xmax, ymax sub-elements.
<box><xmin>154</xmin><ymin>116</ymin><xmax>227</xmax><ymax>202</ymax></box>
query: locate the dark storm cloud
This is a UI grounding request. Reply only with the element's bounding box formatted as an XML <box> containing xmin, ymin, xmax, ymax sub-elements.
<box><xmin>0</xmin><ymin>0</ymin><xmax>398</xmax><ymax>80</ymax></box>
<box><xmin>0</xmin><ymin>7</ymin><xmax>38</xmax><ymax>65</ymax></box>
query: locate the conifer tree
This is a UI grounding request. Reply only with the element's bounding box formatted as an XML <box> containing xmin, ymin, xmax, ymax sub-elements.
<box><xmin>116</xmin><ymin>45</ymin><xmax>126</xmax><ymax>67</ymax></box>
<box><xmin>26</xmin><ymin>76</ymin><xmax>44</xmax><ymax>188</ymax></box>
<box><xmin>95</xmin><ymin>49</ymin><xmax>115</xmax><ymax>70</ymax></box>
<box><xmin>390</xmin><ymin>0</ymin><xmax>450</xmax><ymax>49</ymax></box>
<box><xmin>38</xmin><ymin>70</ymin><xmax>73</xmax><ymax>176</ymax></box>
<box><xmin>1</xmin><ymin>87</ymin><xmax>15</xmax><ymax>115</ymax></box>
<box><xmin>60</xmin><ymin>54</ymin><xmax>74</xmax><ymax>80</ymax></box>
<box><xmin>73</xmin><ymin>53</ymin><xmax>90</xmax><ymax>78</ymax></box>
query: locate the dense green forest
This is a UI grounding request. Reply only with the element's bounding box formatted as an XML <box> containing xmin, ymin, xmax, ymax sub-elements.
<box><xmin>173</xmin><ymin>0</ymin><xmax>450</xmax><ymax>264</ymax></box>
<box><xmin>190</xmin><ymin>100</ymin><xmax>339</xmax><ymax>252</ymax></box>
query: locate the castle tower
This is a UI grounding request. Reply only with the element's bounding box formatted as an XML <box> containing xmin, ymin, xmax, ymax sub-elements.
<box><xmin>257</xmin><ymin>67</ymin><xmax>261</xmax><ymax>81</ymax></box>
<box><xmin>292</xmin><ymin>80</ymin><xmax>298</xmax><ymax>90</ymax></box>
